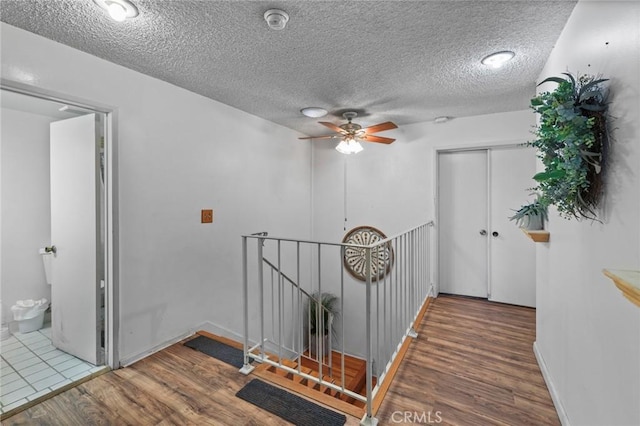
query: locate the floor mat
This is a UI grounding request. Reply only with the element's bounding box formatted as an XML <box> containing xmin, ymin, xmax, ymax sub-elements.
<box><xmin>184</xmin><ymin>335</ymin><xmax>249</xmax><ymax>369</ymax></box>
<box><xmin>236</xmin><ymin>379</ymin><xmax>347</xmax><ymax>426</ymax></box>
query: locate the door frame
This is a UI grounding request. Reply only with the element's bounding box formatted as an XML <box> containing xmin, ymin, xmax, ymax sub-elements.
<box><xmin>432</xmin><ymin>140</ymin><xmax>529</xmax><ymax>299</ymax></box>
<box><xmin>1</xmin><ymin>79</ymin><xmax>120</xmax><ymax>369</ymax></box>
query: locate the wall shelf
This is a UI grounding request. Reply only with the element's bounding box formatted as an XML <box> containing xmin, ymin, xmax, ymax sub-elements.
<box><xmin>603</xmin><ymin>269</ymin><xmax>640</xmax><ymax>308</ymax></box>
<box><xmin>520</xmin><ymin>228</ymin><xmax>550</xmax><ymax>243</ymax></box>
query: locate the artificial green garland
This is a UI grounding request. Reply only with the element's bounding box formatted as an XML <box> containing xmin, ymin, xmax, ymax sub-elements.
<box><xmin>528</xmin><ymin>72</ymin><xmax>609</xmax><ymax>220</ymax></box>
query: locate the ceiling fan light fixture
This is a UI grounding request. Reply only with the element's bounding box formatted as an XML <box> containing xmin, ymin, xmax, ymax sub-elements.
<box><xmin>481</xmin><ymin>50</ymin><xmax>515</xmax><ymax>68</ymax></box>
<box><xmin>335</xmin><ymin>137</ymin><xmax>363</xmax><ymax>155</ymax></box>
<box><xmin>300</xmin><ymin>107</ymin><xmax>328</xmax><ymax>118</ymax></box>
<box><xmin>351</xmin><ymin>140</ymin><xmax>364</xmax><ymax>154</ymax></box>
<box><xmin>335</xmin><ymin>140</ymin><xmax>351</xmax><ymax>154</ymax></box>
<box><xmin>93</xmin><ymin>0</ymin><xmax>138</xmax><ymax>21</ymax></box>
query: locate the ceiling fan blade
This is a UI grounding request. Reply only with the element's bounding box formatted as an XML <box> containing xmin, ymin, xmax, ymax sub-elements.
<box><xmin>298</xmin><ymin>135</ymin><xmax>337</xmax><ymax>140</ymax></box>
<box><xmin>319</xmin><ymin>121</ymin><xmax>347</xmax><ymax>134</ymax></box>
<box><xmin>362</xmin><ymin>135</ymin><xmax>395</xmax><ymax>144</ymax></box>
<box><xmin>363</xmin><ymin>121</ymin><xmax>398</xmax><ymax>134</ymax></box>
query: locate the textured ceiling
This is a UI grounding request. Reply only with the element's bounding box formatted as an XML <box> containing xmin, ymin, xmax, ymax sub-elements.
<box><xmin>0</xmin><ymin>1</ymin><xmax>577</xmax><ymax>136</ymax></box>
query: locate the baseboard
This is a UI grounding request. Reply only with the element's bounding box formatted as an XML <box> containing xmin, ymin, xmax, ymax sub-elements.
<box><xmin>533</xmin><ymin>341</ymin><xmax>570</xmax><ymax>426</ymax></box>
<box><xmin>120</xmin><ymin>321</ymin><xmax>246</xmax><ymax>367</ymax></box>
<box><xmin>119</xmin><ymin>330</ymin><xmax>194</xmax><ymax>367</ymax></box>
<box><xmin>196</xmin><ymin>320</ymin><xmax>244</xmax><ymax>344</ymax></box>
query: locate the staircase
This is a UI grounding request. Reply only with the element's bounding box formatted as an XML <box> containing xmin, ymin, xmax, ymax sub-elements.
<box><xmin>253</xmin><ymin>350</ymin><xmax>375</xmax><ymax>418</ymax></box>
<box><xmin>241</xmin><ymin>222</ymin><xmax>434</xmax><ymax>424</ymax></box>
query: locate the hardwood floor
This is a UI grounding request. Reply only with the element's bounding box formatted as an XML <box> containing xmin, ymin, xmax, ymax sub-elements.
<box><xmin>376</xmin><ymin>295</ymin><xmax>560</xmax><ymax>425</ymax></box>
<box><xmin>3</xmin><ymin>295</ymin><xmax>559</xmax><ymax>425</ymax></box>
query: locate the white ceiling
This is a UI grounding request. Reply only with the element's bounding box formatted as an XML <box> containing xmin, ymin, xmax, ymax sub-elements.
<box><xmin>0</xmin><ymin>1</ymin><xmax>577</xmax><ymax>136</ymax></box>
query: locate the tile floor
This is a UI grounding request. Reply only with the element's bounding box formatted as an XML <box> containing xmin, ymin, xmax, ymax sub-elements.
<box><xmin>0</xmin><ymin>322</ymin><xmax>105</xmax><ymax>414</ymax></box>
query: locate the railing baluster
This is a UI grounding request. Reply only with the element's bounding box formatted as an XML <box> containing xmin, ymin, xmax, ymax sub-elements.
<box><xmin>340</xmin><ymin>245</ymin><xmax>345</xmax><ymax>393</ymax></box>
<box><xmin>394</xmin><ymin>237</ymin><xmax>399</xmax><ymax>355</ymax></box>
<box><xmin>375</xmin><ymin>244</ymin><xmax>380</xmax><ymax>377</ymax></box>
<box><xmin>277</xmin><ymin>240</ymin><xmax>282</xmax><ymax>364</ymax></box>
<box><xmin>241</xmin><ymin>236</ymin><xmax>251</xmax><ymax>373</ymax></box>
<box><xmin>383</xmin><ymin>241</ymin><xmax>388</xmax><ymax>371</ymax></box>
<box><xmin>258</xmin><ymin>237</ymin><xmax>265</xmax><ymax>359</ymax></box>
<box><xmin>270</xmin><ymin>268</ymin><xmax>275</xmax><ymax>344</ymax></box>
<box><xmin>297</xmin><ymin>241</ymin><xmax>301</xmax><ymax>375</ymax></box>
<box><xmin>317</xmin><ymin>243</ymin><xmax>323</xmax><ymax>383</ymax></box>
<box><xmin>364</xmin><ymin>246</ymin><xmax>373</xmax><ymax>423</ymax></box>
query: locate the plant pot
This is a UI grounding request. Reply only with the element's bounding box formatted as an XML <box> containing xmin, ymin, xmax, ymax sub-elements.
<box><xmin>523</xmin><ymin>214</ymin><xmax>544</xmax><ymax>231</ymax></box>
<box><xmin>309</xmin><ymin>333</ymin><xmax>329</xmax><ymax>358</ymax></box>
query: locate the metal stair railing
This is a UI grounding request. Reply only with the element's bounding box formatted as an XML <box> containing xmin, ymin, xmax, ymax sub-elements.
<box><xmin>240</xmin><ymin>221</ymin><xmax>434</xmax><ymax>426</ymax></box>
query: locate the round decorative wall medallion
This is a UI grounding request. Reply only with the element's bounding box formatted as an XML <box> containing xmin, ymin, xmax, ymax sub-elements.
<box><xmin>342</xmin><ymin>226</ymin><xmax>394</xmax><ymax>282</ymax></box>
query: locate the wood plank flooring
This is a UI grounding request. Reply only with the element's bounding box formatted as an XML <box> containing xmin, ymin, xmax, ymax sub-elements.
<box><xmin>375</xmin><ymin>294</ymin><xmax>560</xmax><ymax>425</ymax></box>
<box><xmin>3</xmin><ymin>295</ymin><xmax>559</xmax><ymax>425</ymax></box>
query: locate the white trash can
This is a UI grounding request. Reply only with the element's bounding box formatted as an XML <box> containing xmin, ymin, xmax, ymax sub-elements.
<box><xmin>11</xmin><ymin>299</ymin><xmax>49</xmax><ymax>333</ymax></box>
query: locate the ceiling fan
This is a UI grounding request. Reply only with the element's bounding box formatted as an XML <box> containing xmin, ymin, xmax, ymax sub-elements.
<box><xmin>299</xmin><ymin>111</ymin><xmax>398</xmax><ymax>154</ymax></box>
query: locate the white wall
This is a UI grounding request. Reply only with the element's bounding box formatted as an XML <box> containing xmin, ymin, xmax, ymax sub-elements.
<box><xmin>534</xmin><ymin>2</ymin><xmax>640</xmax><ymax>425</ymax></box>
<box><xmin>1</xmin><ymin>23</ymin><xmax>312</xmax><ymax>363</ymax></box>
<box><xmin>312</xmin><ymin>109</ymin><xmax>535</xmax><ymax>356</ymax></box>
<box><xmin>0</xmin><ymin>108</ymin><xmax>52</xmax><ymax>323</ymax></box>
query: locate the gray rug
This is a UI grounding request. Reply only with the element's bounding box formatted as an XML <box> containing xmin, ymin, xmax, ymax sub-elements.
<box><xmin>236</xmin><ymin>379</ymin><xmax>347</xmax><ymax>426</ymax></box>
<box><xmin>184</xmin><ymin>335</ymin><xmax>250</xmax><ymax>368</ymax></box>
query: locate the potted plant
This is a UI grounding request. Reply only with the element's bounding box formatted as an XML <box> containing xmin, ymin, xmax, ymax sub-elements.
<box><xmin>307</xmin><ymin>292</ymin><xmax>338</xmax><ymax>358</ymax></box>
<box><xmin>509</xmin><ymin>197</ymin><xmax>549</xmax><ymax>230</ymax></box>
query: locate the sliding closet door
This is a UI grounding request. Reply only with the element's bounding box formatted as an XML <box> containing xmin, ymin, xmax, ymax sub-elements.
<box><xmin>489</xmin><ymin>147</ymin><xmax>537</xmax><ymax>307</ymax></box>
<box><xmin>438</xmin><ymin>150</ymin><xmax>488</xmax><ymax>298</ymax></box>
<box><xmin>438</xmin><ymin>146</ymin><xmax>537</xmax><ymax>307</ymax></box>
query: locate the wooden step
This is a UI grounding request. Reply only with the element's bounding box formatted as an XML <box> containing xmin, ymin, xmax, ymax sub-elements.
<box><xmin>192</xmin><ymin>332</ymin><xmax>369</xmax><ymax>418</ymax></box>
<box><xmin>303</xmin><ymin>371</ymin><xmax>338</xmax><ymax>395</ymax></box>
<box><xmin>253</xmin><ymin>365</ymin><xmax>365</xmax><ymax>419</ymax></box>
<box><xmin>264</xmin><ymin>358</ymin><xmax>314</xmax><ymax>384</ymax></box>
<box><xmin>252</xmin><ymin>349</ymin><xmax>373</xmax><ymax>419</ymax></box>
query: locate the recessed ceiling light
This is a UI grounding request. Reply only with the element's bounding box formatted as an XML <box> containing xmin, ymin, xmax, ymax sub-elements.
<box><xmin>93</xmin><ymin>0</ymin><xmax>139</xmax><ymax>22</ymax></box>
<box><xmin>300</xmin><ymin>107</ymin><xmax>328</xmax><ymax>118</ymax></box>
<box><xmin>434</xmin><ymin>116</ymin><xmax>450</xmax><ymax>124</ymax></box>
<box><xmin>481</xmin><ymin>51</ymin><xmax>515</xmax><ymax>68</ymax></box>
<box><xmin>264</xmin><ymin>9</ymin><xmax>289</xmax><ymax>30</ymax></box>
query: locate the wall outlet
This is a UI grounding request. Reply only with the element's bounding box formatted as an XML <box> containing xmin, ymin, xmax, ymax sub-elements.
<box><xmin>201</xmin><ymin>209</ymin><xmax>213</xmax><ymax>223</ymax></box>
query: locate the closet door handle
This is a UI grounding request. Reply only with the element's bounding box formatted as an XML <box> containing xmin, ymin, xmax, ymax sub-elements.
<box><xmin>492</xmin><ymin>231</ymin><xmax>499</xmax><ymax>237</ymax></box>
<box><xmin>479</xmin><ymin>229</ymin><xmax>487</xmax><ymax>236</ymax></box>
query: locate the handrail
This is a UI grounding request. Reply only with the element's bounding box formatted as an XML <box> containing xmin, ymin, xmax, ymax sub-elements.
<box><xmin>262</xmin><ymin>257</ymin><xmax>313</xmax><ymax>300</ymax></box>
<box><xmin>241</xmin><ymin>221</ymin><xmax>434</xmax><ymax>249</ymax></box>
<box><xmin>241</xmin><ymin>221</ymin><xmax>434</xmax><ymax>426</ymax></box>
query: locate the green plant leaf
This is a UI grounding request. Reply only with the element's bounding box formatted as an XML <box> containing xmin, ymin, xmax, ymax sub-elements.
<box><xmin>537</xmin><ymin>77</ymin><xmax>566</xmax><ymax>87</ymax></box>
<box><xmin>533</xmin><ymin>169</ymin><xmax>566</xmax><ymax>181</ymax></box>
<box><xmin>561</xmin><ymin>73</ymin><xmax>577</xmax><ymax>91</ymax></box>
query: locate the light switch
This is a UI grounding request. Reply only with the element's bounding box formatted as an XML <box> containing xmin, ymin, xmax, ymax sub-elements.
<box><xmin>201</xmin><ymin>209</ymin><xmax>213</xmax><ymax>223</ymax></box>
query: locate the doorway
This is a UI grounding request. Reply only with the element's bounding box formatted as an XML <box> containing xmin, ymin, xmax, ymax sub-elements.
<box><xmin>436</xmin><ymin>145</ymin><xmax>537</xmax><ymax>307</ymax></box>
<box><xmin>0</xmin><ymin>86</ymin><xmax>116</xmax><ymax>415</ymax></box>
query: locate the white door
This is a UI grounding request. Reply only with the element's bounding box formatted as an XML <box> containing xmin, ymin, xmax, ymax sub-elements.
<box><xmin>438</xmin><ymin>150</ymin><xmax>488</xmax><ymax>297</ymax></box>
<box><xmin>438</xmin><ymin>146</ymin><xmax>537</xmax><ymax>307</ymax></box>
<box><xmin>50</xmin><ymin>114</ymin><xmax>101</xmax><ymax>365</ymax></box>
<box><xmin>489</xmin><ymin>147</ymin><xmax>537</xmax><ymax>307</ymax></box>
